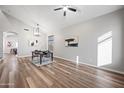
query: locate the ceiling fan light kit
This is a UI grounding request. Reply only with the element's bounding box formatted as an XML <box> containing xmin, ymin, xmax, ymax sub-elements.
<box><xmin>54</xmin><ymin>5</ymin><xmax>77</xmax><ymax>16</ymax></box>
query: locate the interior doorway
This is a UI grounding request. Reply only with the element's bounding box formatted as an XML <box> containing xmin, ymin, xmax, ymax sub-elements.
<box><xmin>48</xmin><ymin>35</ymin><xmax>54</xmax><ymax>52</ymax></box>
<box><xmin>3</xmin><ymin>32</ymin><xmax>18</xmax><ymax>56</ymax></box>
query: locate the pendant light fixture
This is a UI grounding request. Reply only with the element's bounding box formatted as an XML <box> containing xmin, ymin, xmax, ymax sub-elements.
<box><xmin>33</xmin><ymin>24</ymin><xmax>40</xmax><ymax>36</ymax></box>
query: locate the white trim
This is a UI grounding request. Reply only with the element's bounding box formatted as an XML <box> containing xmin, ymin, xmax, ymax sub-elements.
<box><xmin>54</xmin><ymin>56</ymin><xmax>74</xmax><ymax>62</ymax></box>
<box><xmin>54</xmin><ymin>56</ymin><xmax>124</xmax><ymax>75</ymax></box>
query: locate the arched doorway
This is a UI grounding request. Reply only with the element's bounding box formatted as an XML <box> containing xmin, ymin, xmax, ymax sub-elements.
<box><xmin>3</xmin><ymin>32</ymin><xmax>18</xmax><ymax>56</ymax></box>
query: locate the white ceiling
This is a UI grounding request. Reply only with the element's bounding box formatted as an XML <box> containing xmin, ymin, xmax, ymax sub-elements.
<box><xmin>0</xmin><ymin>5</ymin><xmax>123</xmax><ymax>30</ymax></box>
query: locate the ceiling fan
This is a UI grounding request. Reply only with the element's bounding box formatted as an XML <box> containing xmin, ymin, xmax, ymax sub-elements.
<box><xmin>54</xmin><ymin>5</ymin><xmax>77</xmax><ymax>16</ymax></box>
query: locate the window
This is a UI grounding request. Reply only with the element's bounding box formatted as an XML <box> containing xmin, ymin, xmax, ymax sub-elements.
<box><xmin>97</xmin><ymin>31</ymin><xmax>112</xmax><ymax>66</ymax></box>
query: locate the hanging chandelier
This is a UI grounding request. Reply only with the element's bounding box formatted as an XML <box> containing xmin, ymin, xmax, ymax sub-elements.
<box><xmin>33</xmin><ymin>24</ymin><xmax>40</xmax><ymax>36</ymax></box>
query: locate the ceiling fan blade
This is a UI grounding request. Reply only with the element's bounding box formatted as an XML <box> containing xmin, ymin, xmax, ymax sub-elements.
<box><xmin>68</xmin><ymin>8</ymin><xmax>77</xmax><ymax>12</ymax></box>
<box><xmin>54</xmin><ymin>8</ymin><xmax>63</xmax><ymax>11</ymax></box>
<box><xmin>64</xmin><ymin>11</ymin><xmax>66</xmax><ymax>16</ymax></box>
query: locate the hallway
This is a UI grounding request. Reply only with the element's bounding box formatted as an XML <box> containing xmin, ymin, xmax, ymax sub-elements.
<box><xmin>0</xmin><ymin>54</ymin><xmax>21</xmax><ymax>87</ymax></box>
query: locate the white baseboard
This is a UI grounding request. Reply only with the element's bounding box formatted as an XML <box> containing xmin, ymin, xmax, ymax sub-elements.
<box><xmin>54</xmin><ymin>56</ymin><xmax>124</xmax><ymax>75</ymax></box>
<box><xmin>17</xmin><ymin>55</ymin><xmax>31</xmax><ymax>58</ymax></box>
<box><xmin>54</xmin><ymin>56</ymin><xmax>75</xmax><ymax>62</ymax></box>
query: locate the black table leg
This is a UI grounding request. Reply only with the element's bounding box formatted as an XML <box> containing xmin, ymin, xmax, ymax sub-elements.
<box><xmin>40</xmin><ymin>55</ymin><xmax>43</xmax><ymax>64</ymax></box>
<box><xmin>32</xmin><ymin>52</ymin><xmax>33</xmax><ymax>60</ymax></box>
<box><xmin>51</xmin><ymin>52</ymin><xmax>53</xmax><ymax>61</ymax></box>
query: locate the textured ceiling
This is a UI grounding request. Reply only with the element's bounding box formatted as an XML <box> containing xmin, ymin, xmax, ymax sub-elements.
<box><xmin>0</xmin><ymin>5</ymin><xmax>123</xmax><ymax>30</ymax></box>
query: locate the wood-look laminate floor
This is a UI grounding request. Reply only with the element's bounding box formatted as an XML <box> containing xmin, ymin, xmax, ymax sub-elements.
<box><xmin>0</xmin><ymin>54</ymin><xmax>124</xmax><ymax>88</ymax></box>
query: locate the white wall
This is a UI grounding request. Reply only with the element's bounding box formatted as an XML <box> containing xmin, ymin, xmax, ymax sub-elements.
<box><xmin>0</xmin><ymin>10</ymin><xmax>13</xmax><ymax>58</ymax></box>
<box><xmin>0</xmin><ymin>10</ymin><xmax>47</xmax><ymax>57</ymax></box>
<box><xmin>54</xmin><ymin>8</ymin><xmax>124</xmax><ymax>72</ymax></box>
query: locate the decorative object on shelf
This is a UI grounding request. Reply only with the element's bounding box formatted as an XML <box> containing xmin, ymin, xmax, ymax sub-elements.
<box><xmin>33</xmin><ymin>24</ymin><xmax>40</xmax><ymax>36</ymax></box>
<box><xmin>65</xmin><ymin>36</ymin><xmax>78</xmax><ymax>47</ymax></box>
